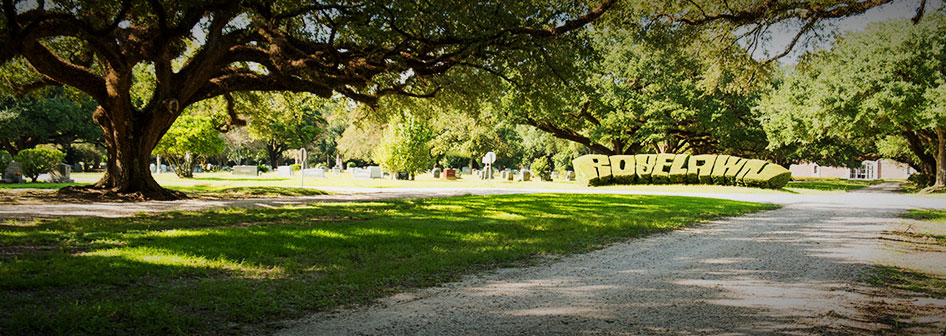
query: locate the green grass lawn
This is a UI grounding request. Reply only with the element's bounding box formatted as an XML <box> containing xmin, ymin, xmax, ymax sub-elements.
<box><xmin>0</xmin><ymin>194</ymin><xmax>775</xmax><ymax>335</ymax></box>
<box><xmin>786</xmin><ymin>178</ymin><xmax>884</xmax><ymax>191</ymax></box>
<box><xmin>898</xmin><ymin>209</ymin><xmax>946</xmax><ymax>246</ymax></box>
<box><xmin>868</xmin><ymin>209</ymin><xmax>946</xmax><ymax>301</ymax></box>
<box><xmin>0</xmin><ymin>182</ymin><xmax>83</xmax><ymax>189</ymax></box>
<box><xmin>167</xmin><ymin>186</ymin><xmax>330</xmax><ymax>198</ymax></box>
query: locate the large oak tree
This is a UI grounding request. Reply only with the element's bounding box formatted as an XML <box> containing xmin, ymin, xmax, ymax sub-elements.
<box><xmin>0</xmin><ymin>0</ymin><xmax>611</xmax><ymax>199</ymax></box>
<box><xmin>757</xmin><ymin>14</ymin><xmax>946</xmax><ymax>188</ymax></box>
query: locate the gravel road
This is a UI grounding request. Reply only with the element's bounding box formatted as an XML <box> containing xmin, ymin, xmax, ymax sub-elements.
<box><xmin>276</xmin><ymin>184</ymin><xmax>946</xmax><ymax>335</ymax></box>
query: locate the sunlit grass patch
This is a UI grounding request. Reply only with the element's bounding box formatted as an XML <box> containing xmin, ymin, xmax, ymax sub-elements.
<box><xmin>0</xmin><ymin>193</ymin><xmax>776</xmax><ymax>335</ymax></box>
<box><xmin>0</xmin><ymin>182</ymin><xmax>84</xmax><ymax>189</ymax></box>
<box><xmin>167</xmin><ymin>186</ymin><xmax>330</xmax><ymax>198</ymax></box>
<box><xmin>786</xmin><ymin>178</ymin><xmax>884</xmax><ymax>191</ymax></box>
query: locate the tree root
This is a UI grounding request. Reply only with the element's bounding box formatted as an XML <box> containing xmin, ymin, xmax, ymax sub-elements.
<box><xmin>918</xmin><ymin>186</ymin><xmax>946</xmax><ymax>194</ymax></box>
<box><xmin>57</xmin><ymin>185</ymin><xmax>188</xmax><ymax>201</ymax></box>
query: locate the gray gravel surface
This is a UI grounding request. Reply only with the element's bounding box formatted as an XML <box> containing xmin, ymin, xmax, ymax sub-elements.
<box><xmin>276</xmin><ymin>184</ymin><xmax>946</xmax><ymax>335</ymax></box>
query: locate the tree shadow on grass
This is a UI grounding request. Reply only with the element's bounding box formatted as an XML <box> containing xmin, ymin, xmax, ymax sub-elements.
<box><xmin>0</xmin><ymin>194</ymin><xmax>773</xmax><ymax>335</ymax></box>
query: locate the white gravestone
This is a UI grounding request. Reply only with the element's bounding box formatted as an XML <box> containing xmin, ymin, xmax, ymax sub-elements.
<box><xmin>352</xmin><ymin>167</ymin><xmax>369</xmax><ymax>179</ymax></box>
<box><xmin>277</xmin><ymin>165</ymin><xmax>293</xmax><ymax>177</ymax></box>
<box><xmin>368</xmin><ymin>166</ymin><xmax>383</xmax><ymax>179</ymax></box>
<box><xmin>303</xmin><ymin>168</ymin><xmax>326</xmax><ymax>178</ymax></box>
<box><xmin>232</xmin><ymin>165</ymin><xmax>258</xmax><ymax>176</ymax></box>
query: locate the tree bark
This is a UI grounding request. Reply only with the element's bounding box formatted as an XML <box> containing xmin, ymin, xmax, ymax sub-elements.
<box><xmin>67</xmin><ymin>105</ymin><xmax>184</xmax><ymax>200</ymax></box>
<box><xmin>267</xmin><ymin>142</ymin><xmax>286</xmax><ymax>169</ymax></box>
<box><xmin>935</xmin><ymin>128</ymin><xmax>945</xmax><ymax>187</ymax></box>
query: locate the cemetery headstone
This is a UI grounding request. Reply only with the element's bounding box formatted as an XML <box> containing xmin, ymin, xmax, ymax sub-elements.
<box><xmin>303</xmin><ymin>168</ymin><xmax>325</xmax><ymax>178</ymax></box>
<box><xmin>395</xmin><ymin>172</ymin><xmax>410</xmax><ymax>180</ymax></box>
<box><xmin>368</xmin><ymin>166</ymin><xmax>383</xmax><ymax>179</ymax></box>
<box><xmin>443</xmin><ymin>168</ymin><xmax>457</xmax><ymax>180</ymax></box>
<box><xmin>233</xmin><ymin>165</ymin><xmax>258</xmax><ymax>176</ymax></box>
<box><xmin>352</xmin><ymin>167</ymin><xmax>369</xmax><ymax>179</ymax></box>
<box><xmin>517</xmin><ymin>170</ymin><xmax>531</xmax><ymax>182</ymax></box>
<box><xmin>47</xmin><ymin>164</ymin><xmax>73</xmax><ymax>183</ymax></box>
<box><xmin>432</xmin><ymin>168</ymin><xmax>441</xmax><ymax>179</ymax></box>
<box><xmin>160</xmin><ymin>164</ymin><xmax>168</xmax><ymax>173</ymax></box>
<box><xmin>277</xmin><ymin>165</ymin><xmax>293</xmax><ymax>177</ymax></box>
<box><xmin>461</xmin><ymin>166</ymin><xmax>471</xmax><ymax>175</ymax></box>
<box><xmin>566</xmin><ymin>170</ymin><xmax>576</xmax><ymax>181</ymax></box>
<box><xmin>3</xmin><ymin>162</ymin><xmax>24</xmax><ymax>183</ymax></box>
<box><xmin>150</xmin><ymin>163</ymin><xmax>157</xmax><ymax>173</ymax></box>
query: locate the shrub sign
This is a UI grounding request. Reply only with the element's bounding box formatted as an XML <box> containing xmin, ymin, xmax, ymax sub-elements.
<box><xmin>573</xmin><ymin>154</ymin><xmax>792</xmax><ymax>189</ymax></box>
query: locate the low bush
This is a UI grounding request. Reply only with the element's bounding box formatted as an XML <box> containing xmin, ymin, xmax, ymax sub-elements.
<box><xmin>290</xmin><ymin>164</ymin><xmax>301</xmax><ymax>171</ymax></box>
<box><xmin>908</xmin><ymin>173</ymin><xmax>933</xmax><ymax>188</ymax></box>
<box><xmin>257</xmin><ymin>164</ymin><xmax>270</xmax><ymax>173</ymax></box>
<box><xmin>14</xmin><ymin>148</ymin><xmax>65</xmax><ymax>182</ymax></box>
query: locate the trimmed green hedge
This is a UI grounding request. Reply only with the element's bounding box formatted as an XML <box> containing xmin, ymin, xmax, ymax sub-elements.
<box><xmin>576</xmin><ymin>154</ymin><xmax>791</xmax><ymax>189</ymax></box>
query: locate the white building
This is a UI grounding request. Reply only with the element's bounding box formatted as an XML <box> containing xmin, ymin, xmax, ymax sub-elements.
<box><xmin>789</xmin><ymin>159</ymin><xmax>916</xmax><ymax>180</ymax></box>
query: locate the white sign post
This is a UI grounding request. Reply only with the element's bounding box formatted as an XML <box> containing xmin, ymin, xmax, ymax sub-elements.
<box><xmin>300</xmin><ymin>148</ymin><xmax>307</xmax><ymax>188</ymax></box>
<box><xmin>482</xmin><ymin>151</ymin><xmax>496</xmax><ymax>182</ymax></box>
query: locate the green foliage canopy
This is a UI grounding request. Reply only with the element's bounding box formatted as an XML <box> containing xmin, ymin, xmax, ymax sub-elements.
<box><xmin>0</xmin><ymin>88</ymin><xmax>101</xmax><ymax>156</ymax></box>
<box><xmin>242</xmin><ymin>92</ymin><xmax>326</xmax><ymax>168</ymax></box>
<box><xmin>153</xmin><ymin>112</ymin><xmax>225</xmax><ymax>178</ymax></box>
<box><xmin>373</xmin><ymin>114</ymin><xmax>434</xmax><ymax>175</ymax></box>
<box><xmin>757</xmin><ymin>15</ymin><xmax>946</xmax><ymax>186</ymax></box>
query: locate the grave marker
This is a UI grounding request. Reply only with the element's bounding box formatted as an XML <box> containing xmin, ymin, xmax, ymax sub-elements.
<box><xmin>233</xmin><ymin>165</ymin><xmax>258</xmax><ymax>176</ymax></box>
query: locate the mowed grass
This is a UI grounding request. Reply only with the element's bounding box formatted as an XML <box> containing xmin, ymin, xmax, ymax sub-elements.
<box><xmin>869</xmin><ymin>209</ymin><xmax>946</xmax><ymax>300</ymax></box>
<box><xmin>167</xmin><ymin>186</ymin><xmax>330</xmax><ymax>198</ymax></box>
<box><xmin>786</xmin><ymin>178</ymin><xmax>884</xmax><ymax>191</ymax></box>
<box><xmin>898</xmin><ymin>209</ymin><xmax>946</xmax><ymax>246</ymax></box>
<box><xmin>0</xmin><ymin>194</ymin><xmax>776</xmax><ymax>335</ymax></box>
<box><xmin>0</xmin><ymin>182</ymin><xmax>83</xmax><ymax>189</ymax></box>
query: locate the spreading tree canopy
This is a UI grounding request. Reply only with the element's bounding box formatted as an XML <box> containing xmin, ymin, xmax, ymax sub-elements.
<box><xmin>0</xmin><ymin>0</ymin><xmax>612</xmax><ymax>199</ymax></box>
<box><xmin>757</xmin><ymin>14</ymin><xmax>946</xmax><ymax>188</ymax></box>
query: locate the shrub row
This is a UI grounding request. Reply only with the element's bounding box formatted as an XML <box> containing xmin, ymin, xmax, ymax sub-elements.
<box><xmin>575</xmin><ymin>154</ymin><xmax>791</xmax><ymax>189</ymax></box>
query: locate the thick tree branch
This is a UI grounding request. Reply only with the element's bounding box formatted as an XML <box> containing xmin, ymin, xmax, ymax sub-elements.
<box><xmin>522</xmin><ymin>116</ymin><xmax>614</xmax><ymax>154</ymax></box>
<box><xmin>19</xmin><ymin>40</ymin><xmax>107</xmax><ymax>102</ymax></box>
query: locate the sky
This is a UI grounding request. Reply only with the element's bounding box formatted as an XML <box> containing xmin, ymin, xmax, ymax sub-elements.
<box><xmin>765</xmin><ymin>0</ymin><xmax>944</xmax><ymax>65</ymax></box>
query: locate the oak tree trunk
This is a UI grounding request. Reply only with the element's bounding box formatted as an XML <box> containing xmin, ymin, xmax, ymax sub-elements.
<box><xmin>68</xmin><ymin>105</ymin><xmax>184</xmax><ymax>200</ymax></box>
<box><xmin>267</xmin><ymin>143</ymin><xmax>282</xmax><ymax>170</ymax></box>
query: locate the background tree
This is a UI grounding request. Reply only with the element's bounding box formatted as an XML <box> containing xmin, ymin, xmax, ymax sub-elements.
<box><xmin>337</xmin><ymin>118</ymin><xmax>384</xmax><ymax>165</ymax></box>
<box><xmin>14</xmin><ymin>147</ymin><xmax>65</xmax><ymax>182</ymax></box>
<box><xmin>757</xmin><ymin>15</ymin><xmax>946</xmax><ymax>188</ymax></box>
<box><xmin>152</xmin><ymin>111</ymin><xmax>225</xmax><ymax>179</ymax></box>
<box><xmin>307</xmin><ymin>100</ymin><xmax>349</xmax><ymax>168</ymax></box>
<box><xmin>373</xmin><ymin>113</ymin><xmax>434</xmax><ymax>178</ymax></box>
<box><xmin>218</xmin><ymin>128</ymin><xmax>266</xmax><ymax>166</ymax></box>
<box><xmin>0</xmin><ymin>88</ymin><xmax>101</xmax><ymax>157</ymax></box>
<box><xmin>242</xmin><ymin>92</ymin><xmax>325</xmax><ymax>169</ymax></box>
<box><xmin>495</xmin><ymin>21</ymin><xmax>767</xmax><ymax>158</ymax></box>
<box><xmin>0</xmin><ymin>0</ymin><xmax>612</xmax><ymax>199</ymax></box>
